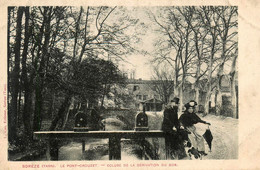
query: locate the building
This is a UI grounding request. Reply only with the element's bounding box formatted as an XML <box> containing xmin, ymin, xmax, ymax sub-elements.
<box><xmin>113</xmin><ymin>70</ymin><xmax>238</xmax><ymax>116</ymax></box>
<box><xmin>126</xmin><ymin>79</ymin><xmax>174</xmax><ymax>111</ymax></box>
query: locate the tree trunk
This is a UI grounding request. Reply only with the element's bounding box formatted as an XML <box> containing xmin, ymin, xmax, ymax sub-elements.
<box><xmin>21</xmin><ymin>7</ymin><xmax>33</xmax><ymax>140</ymax></box>
<box><xmin>101</xmin><ymin>84</ymin><xmax>107</xmax><ymax>107</ymax></box>
<box><xmin>33</xmin><ymin>7</ymin><xmax>52</xmax><ymax>131</ymax></box>
<box><xmin>174</xmin><ymin>52</ymin><xmax>180</xmax><ymax>98</ymax></box>
<box><xmin>61</xmin><ymin>97</ymin><xmax>74</xmax><ymax>130</ymax></box>
<box><xmin>174</xmin><ymin>85</ymin><xmax>179</xmax><ymax>97</ymax></box>
<box><xmin>204</xmin><ymin>91</ymin><xmax>211</xmax><ymax>116</ymax></box>
<box><xmin>179</xmin><ymin>72</ymin><xmax>185</xmax><ymax>114</ymax></box>
<box><xmin>215</xmin><ymin>67</ymin><xmax>223</xmax><ymax>116</ymax></box>
<box><xmin>179</xmin><ymin>84</ymin><xmax>183</xmax><ymax>115</ymax></box>
<box><xmin>230</xmin><ymin>54</ymin><xmax>238</xmax><ymax>118</ymax></box>
<box><xmin>9</xmin><ymin>7</ymin><xmax>24</xmax><ymax>143</ymax></box>
<box><xmin>8</xmin><ymin>7</ymin><xmax>14</xmax><ymax>97</ymax></box>
<box><xmin>49</xmin><ymin>94</ymin><xmax>72</xmax><ymax>131</ymax></box>
<box><xmin>215</xmin><ymin>40</ymin><xmax>225</xmax><ymax>114</ymax></box>
<box><xmin>204</xmin><ymin>31</ymin><xmax>216</xmax><ymax>115</ymax></box>
<box><xmin>17</xmin><ymin>87</ymin><xmax>22</xmax><ymax>126</ymax></box>
<box><xmin>195</xmin><ymin>86</ymin><xmax>200</xmax><ymax>105</ymax></box>
<box><xmin>230</xmin><ymin>74</ymin><xmax>238</xmax><ymax>118</ymax></box>
<box><xmin>215</xmin><ymin>87</ymin><xmax>222</xmax><ymax>116</ymax></box>
<box><xmin>194</xmin><ymin>62</ymin><xmax>201</xmax><ymax>105</ymax></box>
<box><xmin>49</xmin><ymin>92</ymin><xmax>56</xmax><ymax>119</ymax></box>
<box><xmin>33</xmin><ymin>87</ymin><xmax>44</xmax><ymax>131</ymax></box>
<box><xmin>73</xmin><ymin>7</ymin><xmax>83</xmax><ymax>60</ymax></box>
<box><xmin>23</xmin><ymin>90</ymin><xmax>33</xmax><ymax>139</ymax></box>
<box><xmin>204</xmin><ymin>58</ymin><xmax>213</xmax><ymax>115</ymax></box>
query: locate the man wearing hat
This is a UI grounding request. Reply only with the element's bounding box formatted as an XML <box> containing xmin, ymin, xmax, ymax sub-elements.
<box><xmin>162</xmin><ymin>97</ymin><xmax>180</xmax><ymax>132</ymax></box>
<box><xmin>162</xmin><ymin>97</ymin><xmax>183</xmax><ymax>159</ymax></box>
<box><xmin>179</xmin><ymin>100</ymin><xmax>211</xmax><ymax>156</ymax></box>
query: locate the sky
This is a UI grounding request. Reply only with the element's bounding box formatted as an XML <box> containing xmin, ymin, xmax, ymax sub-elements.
<box><xmin>118</xmin><ymin>7</ymin><xmax>158</xmax><ymax>80</ymax></box>
<box><xmin>120</xmin><ymin>54</ymin><xmax>153</xmax><ymax>80</ymax></box>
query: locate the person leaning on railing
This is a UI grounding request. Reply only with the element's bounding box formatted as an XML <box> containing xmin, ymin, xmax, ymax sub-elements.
<box><xmin>161</xmin><ymin>97</ymin><xmax>187</xmax><ymax>159</ymax></box>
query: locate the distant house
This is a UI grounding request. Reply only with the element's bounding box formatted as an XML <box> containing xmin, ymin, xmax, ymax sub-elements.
<box><xmin>121</xmin><ymin>74</ymin><xmax>238</xmax><ymax>114</ymax></box>
<box><xmin>126</xmin><ymin>79</ymin><xmax>174</xmax><ymax>111</ymax></box>
<box><xmin>143</xmin><ymin>98</ymin><xmax>163</xmax><ymax>112</ymax></box>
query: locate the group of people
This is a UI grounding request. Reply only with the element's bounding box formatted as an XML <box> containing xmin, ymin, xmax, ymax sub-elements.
<box><xmin>162</xmin><ymin>97</ymin><xmax>211</xmax><ymax>159</ymax></box>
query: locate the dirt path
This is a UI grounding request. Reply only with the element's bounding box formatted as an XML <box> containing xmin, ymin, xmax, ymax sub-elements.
<box><xmin>194</xmin><ymin>114</ymin><xmax>238</xmax><ymax>159</ymax></box>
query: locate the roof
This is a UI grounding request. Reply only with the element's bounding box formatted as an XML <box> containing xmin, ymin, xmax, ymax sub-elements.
<box><xmin>144</xmin><ymin>98</ymin><xmax>163</xmax><ymax>103</ymax></box>
<box><xmin>126</xmin><ymin>79</ymin><xmax>174</xmax><ymax>85</ymax></box>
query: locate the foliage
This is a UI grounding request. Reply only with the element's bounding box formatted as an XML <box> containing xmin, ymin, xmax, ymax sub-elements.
<box><xmin>7</xmin><ymin>6</ymin><xmax>140</xmax><ymax>152</ymax></box>
<box><xmin>71</xmin><ymin>57</ymin><xmax>126</xmax><ymax>103</ymax></box>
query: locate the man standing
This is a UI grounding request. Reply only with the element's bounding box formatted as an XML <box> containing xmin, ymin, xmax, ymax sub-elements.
<box><xmin>162</xmin><ymin>97</ymin><xmax>180</xmax><ymax>132</ymax></box>
<box><xmin>162</xmin><ymin>97</ymin><xmax>186</xmax><ymax>159</ymax></box>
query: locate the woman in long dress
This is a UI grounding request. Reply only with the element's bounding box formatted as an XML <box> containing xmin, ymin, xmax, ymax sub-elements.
<box><xmin>179</xmin><ymin>101</ymin><xmax>211</xmax><ymax>156</ymax></box>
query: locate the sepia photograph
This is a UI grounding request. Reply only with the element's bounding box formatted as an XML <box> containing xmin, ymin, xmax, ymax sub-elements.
<box><xmin>6</xmin><ymin>5</ymin><xmax>239</xmax><ymax>162</ymax></box>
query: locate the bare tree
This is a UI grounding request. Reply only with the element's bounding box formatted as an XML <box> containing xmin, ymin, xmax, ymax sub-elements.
<box><xmin>150</xmin><ymin>65</ymin><xmax>175</xmax><ymax>104</ymax></box>
<box><xmin>33</xmin><ymin>7</ymin><xmax>53</xmax><ymax>131</ymax></box>
<box><xmin>175</xmin><ymin>7</ymin><xmax>196</xmax><ymax>109</ymax></box>
<box><xmin>149</xmin><ymin>7</ymin><xmax>196</xmax><ymax>109</ymax></box>
<box><xmin>9</xmin><ymin>7</ymin><xmax>24</xmax><ymax>143</ymax></box>
<box><xmin>182</xmin><ymin>7</ymin><xmax>209</xmax><ymax>105</ymax></box>
<box><xmin>148</xmin><ymin>6</ymin><xmax>238</xmax><ymax>118</ymax></box>
<box><xmin>199</xmin><ymin>6</ymin><xmax>221</xmax><ymax>115</ymax></box>
<box><xmin>230</xmin><ymin>48</ymin><xmax>238</xmax><ymax>118</ymax></box>
<box><xmin>21</xmin><ymin>7</ymin><xmax>33</xmax><ymax>139</ymax></box>
<box><xmin>214</xmin><ymin>6</ymin><xmax>238</xmax><ymax>115</ymax></box>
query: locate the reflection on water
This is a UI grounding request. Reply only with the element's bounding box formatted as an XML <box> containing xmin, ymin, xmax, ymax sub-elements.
<box><xmin>57</xmin><ymin>139</ymin><xmax>159</xmax><ymax>160</ymax></box>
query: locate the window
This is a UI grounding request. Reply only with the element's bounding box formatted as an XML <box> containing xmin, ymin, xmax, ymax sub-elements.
<box><xmin>136</xmin><ymin>95</ymin><xmax>142</xmax><ymax>100</ymax></box>
<box><xmin>143</xmin><ymin>95</ymin><xmax>148</xmax><ymax>100</ymax></box>
<box><xmin>151</xmin><ymin>85</ymin><xmax>156</xmax><ymax>91</ymax></box>
<box><xmin>133</xmin><ymin>85</ymin><xmax>139</xmax><ymax>91</ymax></box>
